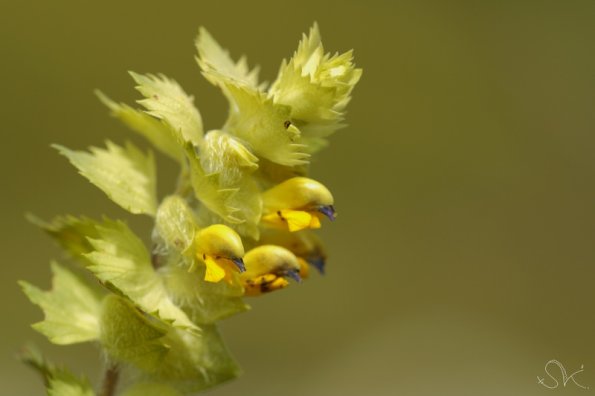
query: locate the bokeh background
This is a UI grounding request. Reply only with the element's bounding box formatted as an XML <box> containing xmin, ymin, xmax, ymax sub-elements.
<box><xmin>2</xmin><ymin>0</ymin><xmax>595</xmax><ymax>395</ymax></box>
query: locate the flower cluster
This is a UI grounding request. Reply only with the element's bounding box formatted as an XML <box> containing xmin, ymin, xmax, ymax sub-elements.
<box><xmin>20</xmin><ymin>23</ymin><xmax>360</xmax><ymax>395</ymax></box>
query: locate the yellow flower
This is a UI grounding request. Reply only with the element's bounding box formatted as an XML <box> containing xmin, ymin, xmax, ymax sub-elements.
<box><xmin>261</xmin><ymin>177</ymin><xmax>335</xmax><ymax>232</ymax></box>
<box><xmin>240</xmin><ymin>245</ymin><xmax>301</xmax><ymax>296</ymax></box>
<box><xmin>259</xmin><ymin>229</ymin><xmax>327</xmax><ymax>275</ymax></box>
<box><xmin>193</xmin><ymin>224</ymin><xmax>245</xmax><ymax>283</ymax></box>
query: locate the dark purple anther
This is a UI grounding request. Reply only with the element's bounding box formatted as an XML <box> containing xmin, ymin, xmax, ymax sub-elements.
<box><xmin>232</xmin><ymin>257</ymin><xmax>246</xmax><ymax>272</ymax></box>
<box><xmin>307</xmin><ymin>256</ymin><xmax>326</xmax><ymax>275</ymax></box>
<box><xmin>318</xmin><ymin>205</ymin><xmax>336</xmax><ymax>221</ymax></box>
<box><xmin>283</xmin><ymin>269</ymin><xmax>302</xmax><ymax>283</ymax></box>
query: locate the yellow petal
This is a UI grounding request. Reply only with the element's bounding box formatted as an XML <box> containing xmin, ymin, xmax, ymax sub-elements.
<box><xmin>282</xmin><ymin>210</ymin><xmax>313</xmax><ymax>232</ymax></box>
<box><xmin>261</xmin><ymin>209</ymin><xmax>323</xmax><ymax>232</ymax></box>
<box><xmin>309</xmin><ymin>213</ymin><xmax>322</xmax><ymax>229</ymax></box>
<box><xmin>204</xmin><ymin>256</ymin><xmax>226</xmax><ymax>283</ymax></box>
<box><xmin>261</xmin><ymin>212</ymin><xmax>285</xmax><ymax>228</ymax></box>
<box><xmin>269</xmin><ymin>277</ymin><xmax>289</xmax><ymax>291</ymax></box>
<box><xmin>243</xmin><ymin>274</ymin><xmax>289</xmax><ymax>296</ymax></box>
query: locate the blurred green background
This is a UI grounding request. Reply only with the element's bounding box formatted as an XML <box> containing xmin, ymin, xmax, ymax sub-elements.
<box><xmin>2</xmin><ymin>0</ymin><xmax>595</xmax><ymax>395</ymax></box>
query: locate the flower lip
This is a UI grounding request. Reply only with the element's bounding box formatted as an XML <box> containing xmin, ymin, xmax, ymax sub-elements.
<box><xmin>282</xmin><ymin>269</ymin><xmax>302</xmax><ymax>283</ymax></box>
<box><xmin>307</xmin><ymin>256</ymin><xmax>326</xmax><ymax>275</ymax></box>
<box><xmin>231</xmin><ymin>257</ymin><xmax>246</xmax><ymax>273</ymax></box>
<box><xmin>317</xmin><ymin>205</ymin><xmax>336</xmax><ymax>221</ymax></box>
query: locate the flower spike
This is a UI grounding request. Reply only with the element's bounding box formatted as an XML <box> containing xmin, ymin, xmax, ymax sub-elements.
<box><xmin>22</xmin><ymin>23</ymin><xmax>360</xmax><ymax>393</ymax></box>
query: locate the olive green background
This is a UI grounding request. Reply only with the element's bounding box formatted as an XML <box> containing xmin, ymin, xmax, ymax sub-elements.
<box><xmin>2</xmin><ymin>0</ymin><xmax>595</xmax><ymax>395</ymax></box>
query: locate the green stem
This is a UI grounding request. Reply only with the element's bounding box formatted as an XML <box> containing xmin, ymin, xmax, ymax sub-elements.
<box><xmin>174</xmin><ymin>161</ymin><xmax>193</xmax><ymax>198</ymax></box>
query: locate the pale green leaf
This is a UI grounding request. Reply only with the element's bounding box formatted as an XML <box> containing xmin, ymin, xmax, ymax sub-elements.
<box><xmin>163</xmin><ymin>264</ymin><xmax>248</xmax><ymax>325</ymax></box>
<box><xmin>54</xmin><ymin>141</ymin><xmax>157</xmax><ymax>216</ymax></box>
<box><xmin>253</xmin><ymin>156</ymin><xmax>308</xmax><ymax>186</ymax></box>
<box><xmin>152</xmin><ymin>324</ymin><xmax>240</xmax><ymax>393</ymax></box>
<box><xmin>101</xmin><ymin>295</ymin><xmax>240</xmax><ymax>393</ymax></box>
<box><xmin>130</xmin><ymin>72</ymin><xmax>203</xmax><ymax>145</ymax></box>
<box><xmin>299</xmin><ymin>135</ymin><xmax>331</xmax><ymax>154</ymax></box>
<box><xmin>223</xmin><ymin>83</ymin><xmax>310</xmax><ymax>166</ymax></box>
<box><xmin>270</xmin><ymin>63</ymin><xmax>339</xmax><ymax>122</ymax></box>
<box><xmin>195</xmin><ymin>27</ymin><xmax>264</xmax><ymax>91</ymax></box>
<box><xmin>155</xmin><ymin>195</ymin><xmax>197</xmax><ymax>254</ymax></box>
<box><xmin>20</xmin><ymin>346</ymin><xmax>95</xmax><ymax>396</ymax></box>
<box><xmin>186</xmin><ymin>144</ymin><xmax>262</xmax><ymax>238</ymax></box>
<box><xmin>82</xmin><ymin>218</ymin><xmax>199</xmax><ymax>332</ymax></box>
<box><xmin>48</xmin><ymin>369</ymin><xmax>95</xmax><ymax>396</ymax></box>
<box><xmin>197</xmin><ymin>130</ymin><xmax>261</xmax><ymax>233</ymax></box>
<box><xmin>289</xmin><ymin>22</ymin><xmax>324</xmax><ymax>73</ymax></box>
<box><xmin>27</xmin><ymin>214</ymin><xmax>99</xmax><ymax>262</ymax></box>
<box><xmin>186</xmin><ymin>147</ymin><xmax>234</xmax><ymax>221</ymax></box>
<box><xmin>96</xmin><ymin>90</ymin><xmax>184</xmax><ymax>162</ymax></box>
<box><xmin>99</xmin><ymin>295</ymin><xmax>169</xmax><ymax>372</ymax></box>
<box><xmin>199</xmin><ymin>130</ymin><xmax>258</xmax><ymax>186</ymax></box>
<box><xmin>19</xmin><ymin>344</ymin><xmax>55</xmax><ymax>385</ymax></box>
<box><xmin>186</xmin><ymin>136</ymin><xmax>262</xmax><ymax>238</ymax></box>
<box><xmin>195</xmin><ymin>28</ymin><xmax>309</xmax><ymax>165</ymax></box>
<box><xmin>222</xmin><ymin>176</ymin><xmax>260</xmax><ymax>237</ymax></box>
<box><xmin>268</xmin><ymin>23</ymin><xmax>362</xmax><ymax>154</ymax></box>
<box><xmin>19</xmin><ymin>263</ymin><xmax>102</xmax><ymax>345</ymax></box>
